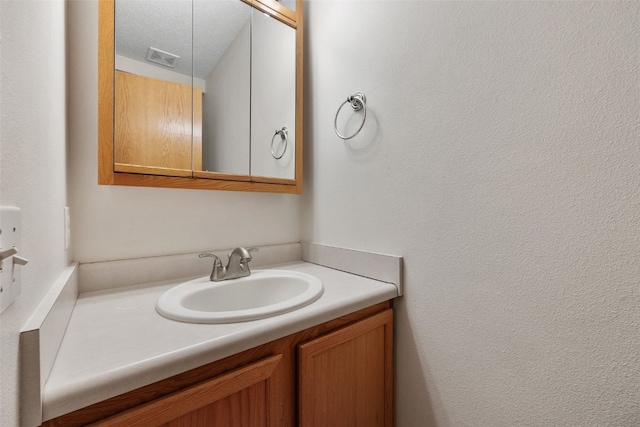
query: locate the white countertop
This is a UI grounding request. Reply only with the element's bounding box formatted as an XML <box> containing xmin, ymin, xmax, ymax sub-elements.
<box><xmin>42</xmin><ymin>261</ymin><xmax>398</xmax><ymax>421</ymax></box>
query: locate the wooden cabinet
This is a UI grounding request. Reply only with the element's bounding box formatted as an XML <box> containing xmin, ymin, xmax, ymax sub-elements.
<box><xmin>42</xmin><ymin>303</ymin><xmax>393</xmax><ymax>427</ymax></box>
<box><xmin>299</xmin><ymin>309</ymin><xmax>394</xmax><ymax>427</ymax></box>
<box><xmin>90</xmin><ymin>355</ymin><xmax>281</xmax><ymax>426</ymax></box>
<box><xmin>99</xmin><ymin>0</ymin><xmax>304</xmax><ymax>194</ymax></box>
<box><xmin>114</xmin><ymin>71</ymin><xmax>203</xmax><ymax>176</ymax></box>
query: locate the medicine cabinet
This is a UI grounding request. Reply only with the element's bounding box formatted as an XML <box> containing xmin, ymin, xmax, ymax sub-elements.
<box><xmin>98</xmin><ymin>0</ymin><xmax>303</xmax><ymax>193</ymax></box>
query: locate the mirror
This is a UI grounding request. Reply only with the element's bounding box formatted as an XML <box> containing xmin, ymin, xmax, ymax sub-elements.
<box><xmin>251</xmin><ymin>11</ymin><xmax>296</xmax><ymax>180</ymax></box>
<box><xmin>194</xmin><ymin>0</ymin><xmax>251</xmax><ymax>176</ymax></box>
<box><xmin>114</xmin><ymin>0</ymin><xmax>196</xmax><ymax>176</ymax></box>
<box><xmin>98</xmin><ymin>0</ymin><xmax>303</xmax><ymax>193</ymax></box>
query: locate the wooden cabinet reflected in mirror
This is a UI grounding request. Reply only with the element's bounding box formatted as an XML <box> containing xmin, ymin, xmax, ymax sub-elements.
<box><xmin>115</xmin><ymin>71</ymin><xmax>202</xmax><ymax>176</ymax></box>
<box><xmin>98</xmin><ymin>0</ymin><xmax>303</xmax><ymax>193</ymax></box>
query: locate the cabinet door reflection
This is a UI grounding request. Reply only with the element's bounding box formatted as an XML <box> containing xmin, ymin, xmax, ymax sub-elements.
<box><xmin>115</xmin><ymin>71</ymin><xmax>202</xmax><ymax>176</ymax></box>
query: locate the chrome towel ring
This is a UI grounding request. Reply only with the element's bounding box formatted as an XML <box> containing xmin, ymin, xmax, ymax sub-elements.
<box><xmin>334</xmin><ymin>92</ymin><xmax>367</xmax><ymax>140</ymax></box>
<box><xmin>271</xmin><ymin>127</ymin><xmax>288</xmax><ymax>159</ymax></box>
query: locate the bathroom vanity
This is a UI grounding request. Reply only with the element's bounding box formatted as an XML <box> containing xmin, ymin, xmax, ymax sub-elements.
<box><xmin>30</xmin><ymin>244</ymin><xmax>402</xmax><ymax>426</ymax></box>
<box><xmin>43</xmin><ymin>302</ymin><xmax>393</xmax><ymax>426</ymax></box>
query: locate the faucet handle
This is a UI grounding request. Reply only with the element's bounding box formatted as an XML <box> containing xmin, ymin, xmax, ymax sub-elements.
<box><xmin>241</xmin><ymin>247</ymin><xmax>259</xmax><ymax>263</ymax></box>
<box><xmin>199</xmin><ymin>252</ymin><xmax>222</xmax><ymax>265</ymax></box>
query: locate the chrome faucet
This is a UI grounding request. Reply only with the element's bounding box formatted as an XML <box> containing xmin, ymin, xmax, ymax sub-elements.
<box><xmin>199</xmin><ymin>247</ymin><xmax>258</xmax><ymax>282</ymax></box>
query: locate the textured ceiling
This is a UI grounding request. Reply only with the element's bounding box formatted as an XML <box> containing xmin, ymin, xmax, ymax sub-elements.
<box><xmin>115</xmin><ymin>0</ymin><xmax>251</xmax><ymax>79</ymax></box>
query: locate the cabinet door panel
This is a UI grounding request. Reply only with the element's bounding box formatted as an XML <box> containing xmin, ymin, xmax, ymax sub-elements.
<box><xmin>115</xmin><ymin>71</ymin><xmax>201</xmax><ymax>175</ymax></box>
<box><xmin>160</xmin><ymin>382</ymin><xmax>266</xmax><ymax>427</ymax></box>
<box><xmin>298</xmin><ymin>309</ymin><xmax>393</xmax><ymax>427</ymax></box>
<box><xmin>92</xmin><ymin>354</ymin><xmax>281</xmax><ymax>427</ymax></box>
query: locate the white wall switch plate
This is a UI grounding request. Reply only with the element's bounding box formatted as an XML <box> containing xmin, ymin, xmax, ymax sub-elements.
<box><xmin>1</xmin><ymin>206</ymin><xmax>24</xmax><ymax>313</ymax></box>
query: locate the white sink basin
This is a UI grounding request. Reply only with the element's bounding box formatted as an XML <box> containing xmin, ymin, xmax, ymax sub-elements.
<box><xmin>156</xmin><ymin>270</ymin><xmax>323</xmax><ymax>324</ymax></box>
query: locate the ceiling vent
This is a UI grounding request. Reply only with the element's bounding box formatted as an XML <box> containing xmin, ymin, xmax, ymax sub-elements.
<box><xmin>146</xmin><ymin>47</ymin><xmax>180</xmax><ymax>68</ymax></box>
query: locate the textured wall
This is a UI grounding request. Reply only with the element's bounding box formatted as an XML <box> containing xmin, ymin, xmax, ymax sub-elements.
<box><xmin>0</xmin><ymin>1</ymin><xmax>68</xmax><ymax>424</ymax></box>
<box><xmin>68</xmin><ymin>0</ymin><xmax>301</xmax><ymax>263</ymax></box>
<box><xmin>303</xmin><ymin>1</ymin><xmax>640</xmax><ymax>426</ymax></box>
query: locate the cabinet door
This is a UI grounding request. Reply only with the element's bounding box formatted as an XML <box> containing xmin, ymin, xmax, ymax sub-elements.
<box><xmin>114</xmin><ymin>71</ymin><xmax>202</xmax><ymax>176</ymax></box>
<box><xmin>298</xmin><ymin>309</ymin><xmax>393</xmax><ymax>427</ymax></box>
<box><xmin>92</xmin><ymin>354</ymin><xmax>282</xmax><ymax>427</ymax></box>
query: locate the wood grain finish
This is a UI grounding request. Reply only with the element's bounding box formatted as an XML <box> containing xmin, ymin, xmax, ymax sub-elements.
<box><xmin>115</xmin><ymin>71</ymin><xmax>200</xmax><ymax>172</ymax></box>
<box><xmin>299</xmin><ymin>309</ymin><xmax>394</xmax><ymax>427</ymax></box>
<box><xmin>43</xmin><ymin>301</ymin><xmax>391</xmax><ymax>427</ymax></box>
<box><xmin>98</xmin><ymin>0</ymin><xmax>303</xmax><ymax>193</ymax></box>
<box><xmin>114</xmin><ymin>163</ymin><xmax>192</xmax><ymax>178</ymax></box>
<box><xmin>193</xmin><ymin>170</ymin><xmax>252</xmax><ymax>182</ymax></box>
<box><xmin>159</xmin><ymin>384</ymin><xmax>266</xmax><ymax>427</ymax></box>
<box><xmin>90</xmin><ymin>355</ymin><xmax>281</xmax><ymax>426</ymax></box>
<box><xmin>98</xmin><ymin>0</ymin><xmax>115</xmax><ymax>185</ymax></box>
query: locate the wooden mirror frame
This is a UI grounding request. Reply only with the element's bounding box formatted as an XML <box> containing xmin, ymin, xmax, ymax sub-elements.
<box><xmin>98</xmin><ymin>0</ymin><xmax>303</xmax><ymax>193</ymax></box>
